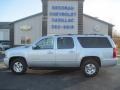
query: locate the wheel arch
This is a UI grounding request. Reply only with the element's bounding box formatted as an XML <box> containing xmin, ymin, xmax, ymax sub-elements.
<box><xmin>80</xmin><ymin>56</ymin><xmax>101</xmax><ymax>67</ymax></box>
<box><xmin>9</xmin><ymin>56</ymin><xmax>27</xmax><ymax>68</ymax></box>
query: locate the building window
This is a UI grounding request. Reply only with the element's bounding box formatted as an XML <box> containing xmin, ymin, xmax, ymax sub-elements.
<box><xmin>21</xmin><ymin>37</ymin><xmax>25</xmax><ymax>44</ymax></box>
<box><xmin>21</xmin><ymin>37</ymin><xmax>31</xmax><ymax>45</ymax></box>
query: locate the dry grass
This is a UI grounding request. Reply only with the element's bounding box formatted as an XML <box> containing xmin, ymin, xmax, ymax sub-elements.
<box><xmin>113</xmin><ymin>37</ymin><xmax>120</xmax><ymax>48</ymax></box>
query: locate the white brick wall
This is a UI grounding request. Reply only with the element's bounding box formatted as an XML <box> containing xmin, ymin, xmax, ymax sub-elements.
<box><xmin>14</xmin><ymin>15</ymin><xmax>42</xmax><ymax>45</ymax></box>
<box><xmin>83</xmin><ymin>15</ymin><xmax>108</xmax><ymax>35</ymax></box>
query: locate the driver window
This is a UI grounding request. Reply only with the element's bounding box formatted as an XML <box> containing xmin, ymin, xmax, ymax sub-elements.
<box><xmin>35</xmin><ymin>37</ymin><xmax>54</xmax><ymax>49</ymax></box>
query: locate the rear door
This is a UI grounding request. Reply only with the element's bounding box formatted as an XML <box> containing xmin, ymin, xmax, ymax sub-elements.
<box><xmin>55</xmin><ymin>36</ymin><xmax>77</xmax><ymax>67</ymax></box>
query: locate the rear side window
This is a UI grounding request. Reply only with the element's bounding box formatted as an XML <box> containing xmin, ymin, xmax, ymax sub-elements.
<box><xmin>77</xmin><ymin>37</ymin><xmax>112</xmax><ymax>48</ymax></box>
<box><xmin>57</xmin><ymin>37</ymin><xmax>74</xmax><ymax>49</ymax></box>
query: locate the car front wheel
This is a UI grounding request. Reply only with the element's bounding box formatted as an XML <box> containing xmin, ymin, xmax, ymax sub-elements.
<box><xmin>10</xmin><ymin>59</ymin><xmax>27</xmax><ymax>74</ymax></box>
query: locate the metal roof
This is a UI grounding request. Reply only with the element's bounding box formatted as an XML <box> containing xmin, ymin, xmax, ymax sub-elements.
<box><xmin>13</xmin><ymin>13</ymin><xmax>42</xmax><ymax>23</ymax></box>
<box><xmin>84</xmin><ymin>14</ymin><xmax>114</xmax><ymax>26</ymax></box>
<box><xmin>0</xmin><ymin>22</ymin><xmax>11</xmax><ymax>29</ymax></box>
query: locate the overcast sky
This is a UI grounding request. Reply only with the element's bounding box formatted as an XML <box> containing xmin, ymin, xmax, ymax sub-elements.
<box><xmin>84</xmin><ymin>0</ymin><xmax>120</xmax><ymax>32</ymax></box>
<box><xmin>0</xmin><ymin>0</ymin><xmax>120</xmax><ymax>31</ymax></box>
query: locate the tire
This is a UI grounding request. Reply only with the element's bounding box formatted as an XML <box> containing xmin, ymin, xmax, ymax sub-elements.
<box><xmin>10</xmin><ymin>58</ymin><xmax>27</xmax><ymax>74</ymax></box>
<box><xmin>81</xmin><ymin>59</ymin><xmax>99</xmax><ymax>77</ymax></box>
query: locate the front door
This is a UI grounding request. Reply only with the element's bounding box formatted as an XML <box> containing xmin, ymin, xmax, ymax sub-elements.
<box><xmin>28</xmin><ymin>37</ymin><xmax>55</xmax><ymax>67</ymax></box>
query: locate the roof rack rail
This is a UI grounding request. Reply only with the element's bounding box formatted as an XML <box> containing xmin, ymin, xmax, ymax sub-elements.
<box><xmin>82</xmin><ymin>34</ymin><xmax>104</xmax><ymax>36</ymax></box>
<box><xmin>54</xmin><ymin>34</ymin><xmax>104</xmax><ymax>36</ymax></box>
<box><xmin>53</xmin><ymin>34</ymin><xmax>77</xmax><ymax>36</ymax></box>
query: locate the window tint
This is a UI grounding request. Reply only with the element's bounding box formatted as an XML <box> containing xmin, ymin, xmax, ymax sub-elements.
<box><xmin>36</xmin><ymin>37</ymin><xmax>54</xmax><ymax>49</ymax></box>
<box><xmin>57</xmin><ymin>37</ymin><xmax>74</xmax><ymax>49</ymax></box>
<box><xmin>77</xmin><ymin>37</ymin><xmax>112</xmax><ymax>48</ymax></box>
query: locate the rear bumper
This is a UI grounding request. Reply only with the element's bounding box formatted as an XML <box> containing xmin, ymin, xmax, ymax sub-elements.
<box><xmin>101</xmin><ymin>58</ymin><xmax>118</xmax><ymax>67</ymax></box>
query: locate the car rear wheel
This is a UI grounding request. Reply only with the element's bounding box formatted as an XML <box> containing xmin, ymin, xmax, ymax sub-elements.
<box><xmin>10</xmin><ymin>58</ymin><xmax>27</xmax><ymax>74</ymax></box>
<box><xmin>81</xmin><ymin>59</ymin><xmax>99</xmax><ymax>77</ymax></box>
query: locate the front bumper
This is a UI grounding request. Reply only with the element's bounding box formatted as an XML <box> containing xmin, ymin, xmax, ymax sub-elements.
<box><xmin>4</xmin><ymin>57</ymin><xmax>9</xmax><ymax>68</ymax></box>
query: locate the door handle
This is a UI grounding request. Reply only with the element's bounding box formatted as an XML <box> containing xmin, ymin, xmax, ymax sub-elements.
<box><xmin>69</xmin><ymin>51</ymin><xmax>74</xmax><ymax>53</ymax></box>
<box><xmin>48</xmin><ymin>51</ymin><xmax>53</xmax><ymax>54</ymax></box>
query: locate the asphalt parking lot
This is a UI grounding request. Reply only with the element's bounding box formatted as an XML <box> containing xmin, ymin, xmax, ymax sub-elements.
<box><xmin>0</xmin><ymin>55</ymin><xmax>120</xmax><ymax>90</ymax></box>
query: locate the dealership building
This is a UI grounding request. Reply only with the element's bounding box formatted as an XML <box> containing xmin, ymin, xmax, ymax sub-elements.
<box><xmin>0</xmin><ymin>0</ymin><xmax>114</xmax><ymax>46</ymax></box>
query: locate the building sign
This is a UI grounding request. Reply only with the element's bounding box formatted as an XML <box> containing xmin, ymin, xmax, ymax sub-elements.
<box><xmin>20</xmin><ymin>25</ymin><xmax>32</xmax><ymax>31</ymax></box>
<box><xmin>47</xmin><ymin>1</ymin><xmax>78</xmax><ymax>31</ymax></box>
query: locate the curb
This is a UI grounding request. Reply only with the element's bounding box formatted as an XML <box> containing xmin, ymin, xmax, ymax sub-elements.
<box><xmin>0</xmin><ymin>63</ymin><xmax>7</xmax><ymax>71</ymax></box>
<box><xmin>0</xmin><ymin>68</ymin><xmax>8</xmax><ymax>71</ymax></box>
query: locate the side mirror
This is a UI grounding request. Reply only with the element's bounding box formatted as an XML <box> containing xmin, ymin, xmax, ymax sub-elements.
<box><xmin>32</xmin><ymin>45</ymin><xmax>37</xmax><ymax>49</ymax></box>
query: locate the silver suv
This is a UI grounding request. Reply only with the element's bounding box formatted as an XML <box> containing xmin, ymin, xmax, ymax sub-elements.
<box><xmin>4</xmin><ymin>35</ymin><xmax>118</xmax><ymax>77</ymax></box>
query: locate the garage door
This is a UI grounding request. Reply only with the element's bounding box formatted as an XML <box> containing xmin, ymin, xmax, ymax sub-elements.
<box><xmin>0</xmin><ymin>29</ymin><xmax>10</xmax><ymax>40</ymax></box>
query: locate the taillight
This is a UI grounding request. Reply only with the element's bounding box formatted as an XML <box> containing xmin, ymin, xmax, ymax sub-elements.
<box><xmin>113</xmin><ymin>48</ymin><xmax>118</xmax><ymax>58</ymax></box>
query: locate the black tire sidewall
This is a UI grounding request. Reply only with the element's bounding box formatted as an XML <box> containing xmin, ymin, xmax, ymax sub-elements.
<box><xmin>10</xmin><ymin>59</ymin><xmax>27</xmax><ymax>74</ymax></box>
<box><xmin>81</xmin><ymin>59</ymin><xmax>99</xmax><ymax>77</ymax></box>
